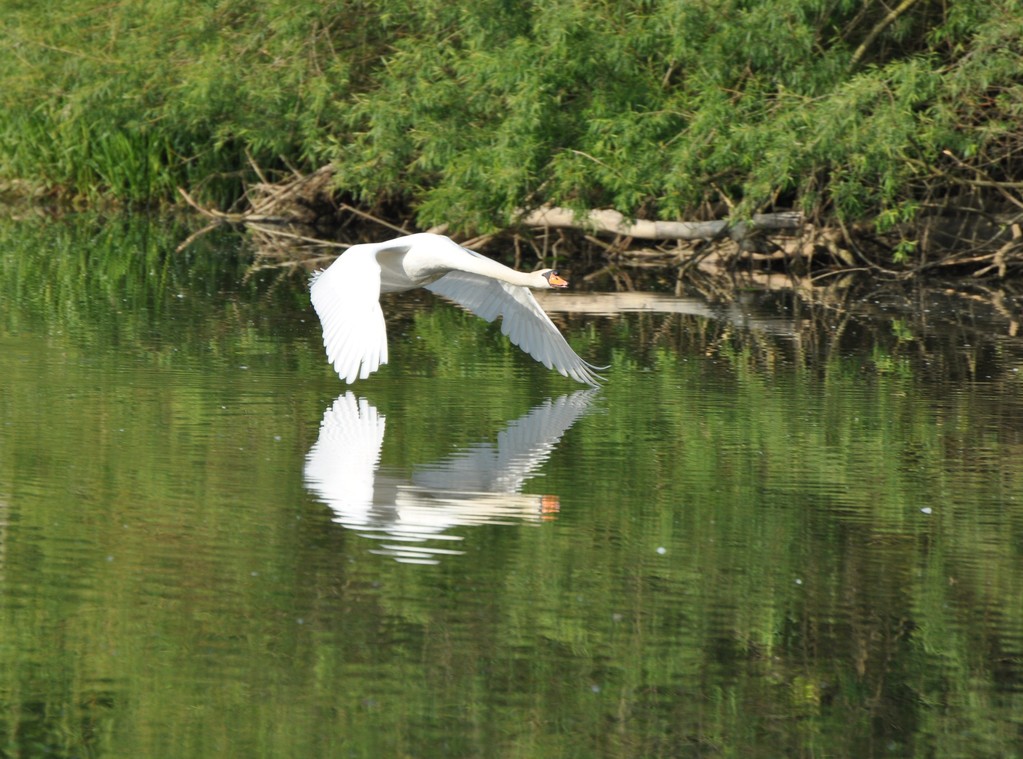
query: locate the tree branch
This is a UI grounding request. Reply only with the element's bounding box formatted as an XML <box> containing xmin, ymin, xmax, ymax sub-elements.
<box><xmin>519</xmin><ymin>205</ymin><xmax>803</xmax><ymax>242</ymax></box>
<box><xmin>850</xmin><ymin>0</ymin><xmax>923</xmax><ymax>69</ymax></box>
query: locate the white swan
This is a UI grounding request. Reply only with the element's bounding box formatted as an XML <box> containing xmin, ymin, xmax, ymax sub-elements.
<box><xmin>309</xmin><ymin>233</ymin><xmax>603</xmax><ymax>386</ymax></box>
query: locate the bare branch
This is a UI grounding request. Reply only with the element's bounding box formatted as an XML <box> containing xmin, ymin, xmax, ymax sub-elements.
<box><xmin>519</xmin><ymin>205</ymin><xmax>803</xmax><ymax>241</ymax></box>
<box><xmin>850</xmin><ymin>0</ymin><xmax>924</xmax><ymax>69</ymax></box>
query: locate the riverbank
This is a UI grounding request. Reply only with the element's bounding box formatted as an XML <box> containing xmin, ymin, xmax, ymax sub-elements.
<box><xmin>173</xmin><ymin>162</ymin><xmax>1023</xmax><ymax>289</ymax></box>
<box><xmin>3</xmin><ymin>0</ymin><xmax>1021</xmax><ymax>280</ymax></box>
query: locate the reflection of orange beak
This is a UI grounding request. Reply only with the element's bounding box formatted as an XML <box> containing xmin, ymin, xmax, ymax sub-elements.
<box><xmin>540</xmin><ymin>495</ymin><xmax>561</xmax><ymax>520</ymax></box>
<box><xmin>548</xmin><ymin>272</ymin><xmax>569</xmax><ymax>289</ymax></box>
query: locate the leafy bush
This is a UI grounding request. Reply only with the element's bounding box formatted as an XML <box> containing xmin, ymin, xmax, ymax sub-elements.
<box><xmin>0</xmin><ymin>0</ymin><xmax>367</xmax><ymax>204</ymax></box>
<box><xmin>2</xmin><ymin>0</ymin><xmax>1021</xmax><ymax>245</ymax></box>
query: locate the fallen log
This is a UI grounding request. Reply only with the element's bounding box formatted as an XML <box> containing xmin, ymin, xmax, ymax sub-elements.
<box><xmin>519</xmin><ymin>205</ymin><xmax>804</xmax><ymax>242</ymax></box>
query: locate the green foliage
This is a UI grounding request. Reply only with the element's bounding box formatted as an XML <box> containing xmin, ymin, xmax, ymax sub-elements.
<box><xmin>1</xmin><ymin>0</ymin><xmax>1021</xmax><ymax>247</ymax></box>
<box><xmin>335</xmin><ymin>0</ymin><xmax>1023</xmax><ymax>232</ymax></box>
<box><xmin>0</xmin><ymin>0</ymin><xmax>368</xmax><ymax>204</ymax></box>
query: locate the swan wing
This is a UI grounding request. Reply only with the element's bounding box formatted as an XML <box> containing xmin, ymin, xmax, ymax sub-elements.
<box><xmin>310</xmin><ymin>250</ymin><xmax>388</xmax><ymax>383</ymax></box>
<box><xmin>425</xmin><ymin>271</ymin><xmax>603</xmax><ymax>386</ymax></box>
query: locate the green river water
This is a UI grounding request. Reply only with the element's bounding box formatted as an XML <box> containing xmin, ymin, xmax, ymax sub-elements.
<box><xmin>1</xmin><ymin>214</ymin><xmax>1022</xmax><ymax>758</ymax></box>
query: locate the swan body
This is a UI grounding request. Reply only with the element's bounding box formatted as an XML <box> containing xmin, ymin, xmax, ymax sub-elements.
<box><xmin>310</xmin><ymin>233</ymin><xmax>602</xmax><ymax>386</ymax></box>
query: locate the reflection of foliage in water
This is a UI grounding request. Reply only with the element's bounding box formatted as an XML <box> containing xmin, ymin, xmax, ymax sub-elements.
<box><xmin>0</xmin><ymin>215</ymin><xmax>1022</xmax><ymax>757</ymax></box>
<box><xmin>1</xmin><ymin>213</ymin><xmax>243</xmax><ymax>335</ymax></box>
<box><xmin>0</xmin><ymin>213</ymin><xmax>324</xmax><ymax>372</ymax></box>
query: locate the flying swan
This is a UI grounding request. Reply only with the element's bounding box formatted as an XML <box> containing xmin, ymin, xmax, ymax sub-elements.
<box><xmin>310</xmin><ymin>233</ymin><xmax>603</xmax><ymax>386</ymax></box>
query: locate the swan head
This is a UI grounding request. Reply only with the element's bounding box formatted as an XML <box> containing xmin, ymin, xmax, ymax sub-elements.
<box><xmin>541</xmin><ymin>270</ymin><xmax>569</xmax><ymax>289</ymax></box>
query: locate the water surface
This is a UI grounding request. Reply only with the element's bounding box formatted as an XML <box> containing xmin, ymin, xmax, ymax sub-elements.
<box><xmin>1</xmin><ymin>215</ymin><xmax>1022</xmax><ymax>758</ymax></box>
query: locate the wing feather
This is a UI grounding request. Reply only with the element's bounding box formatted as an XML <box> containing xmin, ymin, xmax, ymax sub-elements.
<box><xmin>425</xmin><ymin>271</ymin><xmax>603</xmax><ymax>386</ymax></box>
<box><xmin>310</xmin><ymin>250</ymin><xmax>389</xmax><ymax>383</ymax></box>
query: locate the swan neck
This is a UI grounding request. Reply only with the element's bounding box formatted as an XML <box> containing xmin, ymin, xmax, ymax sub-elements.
<box><xmin>461</xmin><ymin>254</ymin><xmax>541</xmax><ymax>287</ymax></box>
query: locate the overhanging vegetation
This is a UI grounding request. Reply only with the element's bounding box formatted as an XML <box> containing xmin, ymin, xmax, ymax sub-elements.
<box><xmin>1</xmin><ymin>0</ymin><xmax>1021</xmax><ymax>274</ymax></box>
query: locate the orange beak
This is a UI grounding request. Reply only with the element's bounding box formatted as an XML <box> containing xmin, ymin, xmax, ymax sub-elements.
<box><xmin>547</xmin><ymin>272</ymin><xmax>569</xmax><ymax>289</ymax></box>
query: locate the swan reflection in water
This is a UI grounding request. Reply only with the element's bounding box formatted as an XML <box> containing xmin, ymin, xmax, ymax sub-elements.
<box><xmin>304</xmin><ymin>391</ymin><xmax>597</xmax><ymax>564</ymax></box>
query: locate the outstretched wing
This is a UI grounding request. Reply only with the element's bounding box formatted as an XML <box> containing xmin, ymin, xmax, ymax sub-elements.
<box><xmin>425</xmin><ymin>271</ymin><xmax>603</xmax><ymax>386</ymax></box>
<box><xmin>310</xmin><ymin>250</ymin><xmax>388</xmax><ymax>383</ymax></box>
